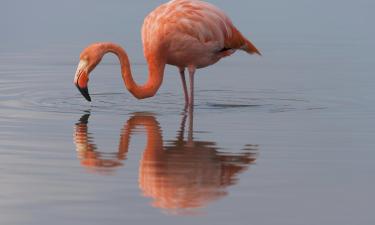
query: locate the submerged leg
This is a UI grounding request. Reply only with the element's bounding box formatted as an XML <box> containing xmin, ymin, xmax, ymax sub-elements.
<box><xmin>188</xmin><ymin>66</ymin><xmax>196</xmax><ymax>109</ymax></box>
<box><xmin>179</xmin><ymin>67</ymin><xmax>189</xmax><ymax>108</ymax></box>
<box><xmin>187</xmin><ymin>102</ymin><xmax>194</xmax><ymax>146</ymax></box>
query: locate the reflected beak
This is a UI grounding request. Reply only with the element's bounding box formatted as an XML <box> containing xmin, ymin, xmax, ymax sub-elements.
<box><xmin>74</xmin><ymin>60</ymin><xmax>91</xmax><ymax>102</ymax></box>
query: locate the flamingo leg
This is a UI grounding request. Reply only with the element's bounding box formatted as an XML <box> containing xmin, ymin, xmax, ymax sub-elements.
<box><xmin>188</xmin><ymin>66</ymin><xmax>196</xmax><ymax>109</ymax></box>
<box><xmin>179</xmin><ymin>68</ymin><xmax>189</xmax><ymax>108</ymax></box>
<box><xmin>187</xmin><ymin>100</ymin><xmax>194</xmax><ymax>146</ymax></box>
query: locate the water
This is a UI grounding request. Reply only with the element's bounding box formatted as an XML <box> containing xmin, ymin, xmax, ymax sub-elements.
<box><xmin>1</xmin><ymin>0</ymin><xmax>375</xmax><ymax>224</ymax></box>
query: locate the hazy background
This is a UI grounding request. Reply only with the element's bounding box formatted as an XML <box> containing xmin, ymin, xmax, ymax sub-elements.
<box><xmin>1</xmin><ymin>1</ymin><xmax>375</xmax><ymax>225</ymax></box>
<box><xmin>1</xmin><ymin>0</ymin><xmax>374</xmax><ymax>55</ymax></box>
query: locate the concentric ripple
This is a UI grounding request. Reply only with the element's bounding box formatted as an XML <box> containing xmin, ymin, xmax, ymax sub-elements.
<box><xmin>0</xmin><ymin>56</ymin><xmax>329</xmax><ymax>117</ymax></box>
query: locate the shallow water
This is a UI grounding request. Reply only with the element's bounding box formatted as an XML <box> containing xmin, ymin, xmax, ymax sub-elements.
<box><xmin>1</xmin><ymin>0</ymin><xmax>375</xmax><ymax>224</ymax></box>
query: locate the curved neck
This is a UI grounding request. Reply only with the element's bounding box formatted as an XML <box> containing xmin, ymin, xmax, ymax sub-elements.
<box><xmin>103</xmin><ymin>42</ymin><xmax>166</xmax><ymax>99</ymax></box>
<box><xmin>118</xmin><ymin>115</ymin><xmax>164</xmax><ymax>166</ymax></box>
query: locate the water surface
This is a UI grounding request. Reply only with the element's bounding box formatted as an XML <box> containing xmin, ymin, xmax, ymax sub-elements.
<box><xmin>1</xmin><ymin>0</ymin><xmax>375</xmax><ymax>224</ymax></box>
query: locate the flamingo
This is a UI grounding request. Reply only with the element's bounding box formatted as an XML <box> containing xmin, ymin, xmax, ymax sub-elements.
<box><xmin>74</xmin><ymin>112</ymin><xmax>258</xmax><ymax>211</ymax></box>
<box><xmin>74</xmin><ymin>0</ymin><xmax>260</xmax><ymax>108</ymax></box>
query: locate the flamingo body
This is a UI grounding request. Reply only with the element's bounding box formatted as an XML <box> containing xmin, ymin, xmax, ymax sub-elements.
<box><xmin>142</xmin><ymin>0</ymin><xmax>260</xmax><ymax>69</ymax></box>
<box><xmin>74</xmin><ymin>0</ymin><xmax>260</xmax><ymax>106</ymax></box>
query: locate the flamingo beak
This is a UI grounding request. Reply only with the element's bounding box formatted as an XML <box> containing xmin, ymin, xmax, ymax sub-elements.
<box><xmin>76</xmin><ymin>82</ymin><xmax>91</xmax><ymax>102</ymax></box>
<box><xmin>74</xmin><ymin>60</ymin><xmax>91</xmax><ymax>102</ymax></box>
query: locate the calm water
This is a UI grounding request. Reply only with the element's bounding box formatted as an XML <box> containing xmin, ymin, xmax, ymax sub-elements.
<box><xmin>1</xmin><ymin>0</ymin><xmax>375</xmax><ymax>224</ymax></box>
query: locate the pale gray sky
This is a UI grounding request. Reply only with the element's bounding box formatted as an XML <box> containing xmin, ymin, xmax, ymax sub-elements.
<box><xmin>1</xmin><ymin>0</ymin><xmax>374</xmax><ymax>54</ymax></box>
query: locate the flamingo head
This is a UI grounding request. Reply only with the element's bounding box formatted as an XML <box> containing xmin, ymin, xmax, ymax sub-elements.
<box><xmin>74</xmin><ymin>43</ymin><xmax>105</xmax><ymax>102</ymax></box>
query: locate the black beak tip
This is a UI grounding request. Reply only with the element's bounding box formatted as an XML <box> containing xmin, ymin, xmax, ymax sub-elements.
<box><xmin>76</xmin><ymin>84</ymin><xmax>91</xmax><ymax>102</ymax></box>
<box><xmin>85</xmin><ymin>96</ymin><xmax>92</xmax><ymax>102</ymax></box>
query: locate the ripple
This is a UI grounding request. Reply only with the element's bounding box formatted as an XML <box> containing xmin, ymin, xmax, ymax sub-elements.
<box><xmin>0</xmin><ymin>85</ymin><xmax>328</xmax><ymax>116</ymax></box>
<box><xmin>0</xmin><ymin>62</ymin><xmax>328</xmax><ymax>116</ymax></box>
<box><xmin>206</xmin><ymin>103</ymin><xmax>263</xmax><ymax>108</ymax></box>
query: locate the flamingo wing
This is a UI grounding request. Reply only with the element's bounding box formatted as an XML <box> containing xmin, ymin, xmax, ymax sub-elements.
<box><xmin>142</xmin><ymin>0</ymin><xmax>260</xmax><ymax>56</ymax></box>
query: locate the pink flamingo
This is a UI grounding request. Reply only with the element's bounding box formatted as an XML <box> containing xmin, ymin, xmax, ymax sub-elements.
<box><xmin>74</xmin><ymin>0</ymin><xmax>260</xmax><ymax>108</ymax></box>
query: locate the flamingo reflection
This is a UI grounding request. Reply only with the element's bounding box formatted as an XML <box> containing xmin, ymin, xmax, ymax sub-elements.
<box><xmin>73</xmin><ymin>112</ymin><xmax>258</xmax><ymax>212</ymax></box>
